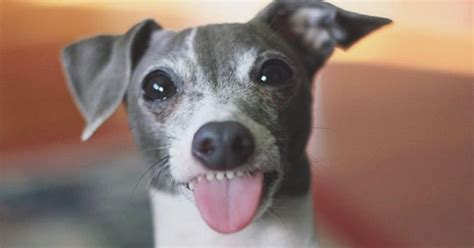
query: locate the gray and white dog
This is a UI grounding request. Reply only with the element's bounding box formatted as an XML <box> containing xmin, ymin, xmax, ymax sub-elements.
<box><xmin>61</xmin><ymin>0</ymin><xmax>391</xmax><ymax>247</ymax></box>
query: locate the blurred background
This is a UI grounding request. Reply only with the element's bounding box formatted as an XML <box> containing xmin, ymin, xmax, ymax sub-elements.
<box><xmin>0</xmin><ymin>0</ymin><xmax>472</xmax><ymax>247</ymax></box>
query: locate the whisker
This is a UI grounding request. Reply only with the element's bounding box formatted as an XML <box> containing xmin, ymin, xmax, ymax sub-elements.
<box><xmin>151</xmin><ymin>162</ymin><xmax>171</xmax><ymax>180</ymax></box>
<box><xmin>267</xmin><ymin>208</ymin><xmax>285</xmax><ymax>226</ymax></box>
<box><xmin>142</xmin><ymin>144</ymin><xmax>171</xmax><ymax>153</ymax></box>
<box><xmin>161</xmin><ymin>134</ymin><xmax>177</xmax><ymax>140</ymax></box>
<box><xmin>312</xmin><ymin>126</ymin><xmax>332</xmax><ymax>131</ymax></box>
<box><xmin>131</xmin><ymin>156</ymin><xmax>170</xmax><ymax>197</ymax></box>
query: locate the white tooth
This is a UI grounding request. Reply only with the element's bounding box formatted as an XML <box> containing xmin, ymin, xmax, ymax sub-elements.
<box><xmin>206</xmin><ymin>173</ymin><xmax>215</xmax><ymax>181</ymax></box>
<box><xmin>197</xmin><ymin>176</ymin><xmax>203</xmax><ymax>182</ymax></box>
<box><xmin>226</xmin><ymin>171</ymin><xmax>235</xmax><ymax>180</ymax></box>
<box><xmin>189</xmin><ymin>181</ymin><xmax>195</xmax><ymax>190</ymax></box>
<box><xmin>236</xmin><ymin>171</ymin><xmax>244</xmax><ymax>177</ymax></box>
<box><xmin>216</xmin><ymin>172</ymin><xmax>225</xmax><ymax>181</ymax></box>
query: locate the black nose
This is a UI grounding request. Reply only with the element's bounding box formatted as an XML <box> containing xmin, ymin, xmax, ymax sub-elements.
<box><xmin>192</xmin><ymin>121</ymin><xmax>255</xmax><ymax>171</ymax></box>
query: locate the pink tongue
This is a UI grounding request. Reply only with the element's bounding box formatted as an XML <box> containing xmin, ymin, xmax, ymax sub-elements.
<box><xmin>194</xmin><ymin>172</ymin><xmax>263</xmax><ymax>234</ymax></box>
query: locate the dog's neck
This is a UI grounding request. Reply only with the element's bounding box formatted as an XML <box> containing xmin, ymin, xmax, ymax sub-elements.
<box><xmin>150</xmin><ymin>189</ymin><xmax>316</xmax><ymax>248</ymax></box>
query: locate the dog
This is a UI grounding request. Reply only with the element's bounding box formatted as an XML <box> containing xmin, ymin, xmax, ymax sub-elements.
<box><xmin>61</xmin><ymin>0</ymin><xmax>391</xmax><ymax>247</ymax></box>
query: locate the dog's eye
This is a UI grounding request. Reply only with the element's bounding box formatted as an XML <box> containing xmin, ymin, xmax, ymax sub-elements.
<box><xmin>142</xmin><ymin>71</ymin><xmax>177</xmax><ymax>101</ymax></box>
<box><xmin>256</xmin><ymin>59</ymin><xmax>293</xmax><ymax>86</ymax></box>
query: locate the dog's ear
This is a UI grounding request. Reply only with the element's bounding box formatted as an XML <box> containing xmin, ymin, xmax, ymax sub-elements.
<box><xmin>253</xmin><ymin>0</ymin><xmax>392</xmax><ymax>72</ymax></box>
<box><xmin>61</xmin><ymin>19</ymin><xmax>161</xmax><ymax>141</ymax></box>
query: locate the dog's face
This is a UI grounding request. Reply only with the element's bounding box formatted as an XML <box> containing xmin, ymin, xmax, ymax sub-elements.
<box><xmin>61</xmin><ymin>1</ymin><xmax>390</xmax><ymax>234</ymax></box>
<box><xmin>127</xmin><ymin>24</ymin><xmax>312</xmax><ymax>232</ymax></box>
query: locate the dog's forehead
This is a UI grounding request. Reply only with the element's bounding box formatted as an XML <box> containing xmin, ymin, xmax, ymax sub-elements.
<box><xmin>192</xmin><ymin>23</ymin><xmax>265</xmax><ymax>57</ymax></box>
<box><xmin>192</xmin><ymin>24</ymin><xmax>270</xmax><ymax>83</ymax></box>
<box><xmin>182</xmin><ymin>23</ymin><xmax>268</xmax><ymax>56</ymax></box>
<box><xmin>144</xmin><ymin>23</ymin><xmax>274</xmax><ymax>76</ymax></box>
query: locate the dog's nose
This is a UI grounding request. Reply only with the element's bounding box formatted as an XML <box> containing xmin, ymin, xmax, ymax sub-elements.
<box><xmin>192</xmin><ymin>121</ymin><xmax>255</xmax><ymax>171</ymax></box>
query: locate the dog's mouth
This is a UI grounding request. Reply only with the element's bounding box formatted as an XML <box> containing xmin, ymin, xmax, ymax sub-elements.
<box><xmin>181</xmin><ymin>169</ymin><xmax>266</xmax><ymax>234</ymax></box>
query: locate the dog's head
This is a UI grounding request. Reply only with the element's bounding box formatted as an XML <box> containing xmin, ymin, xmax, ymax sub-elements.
<box><xmin>61</xmin><ymin>1</ymin><xmax>390</xmax><ymax>234</ymax></box>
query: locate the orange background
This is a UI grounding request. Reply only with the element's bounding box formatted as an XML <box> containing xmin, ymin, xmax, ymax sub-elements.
<box><xmin>1</xmin><ymin>0</ymin><xmax>472</xmax><ymax>247</ymax></box>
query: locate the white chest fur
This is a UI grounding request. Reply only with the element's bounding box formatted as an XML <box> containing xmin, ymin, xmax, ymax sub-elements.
<box><xmin>150</xmin><ymin>189</ymin><xmax>317</xmax><ymax>248</ymax></box>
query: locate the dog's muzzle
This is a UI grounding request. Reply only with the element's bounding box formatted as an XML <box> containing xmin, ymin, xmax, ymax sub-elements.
<box><xmin>189</xmin><ymin>121</ymin><xmax>263</xmax><ymax>234</ymax></box>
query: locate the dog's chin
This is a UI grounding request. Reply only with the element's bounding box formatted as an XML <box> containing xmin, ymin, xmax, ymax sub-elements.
<box><xmin>180</xmin><ymin>169</ymin><xmax>279</xmax><ymax>234</ymax></box>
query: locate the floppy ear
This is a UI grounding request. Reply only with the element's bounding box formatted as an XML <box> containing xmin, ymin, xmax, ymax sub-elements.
<box><xmin>61</xmin><ymin>19</ymin><xmax>161</xmax><ymax>141</ymax></box>
<box><xmin>253</xmin><ymin>0</ymin><xmax>392</xmax><ymax>72</ymax></box>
